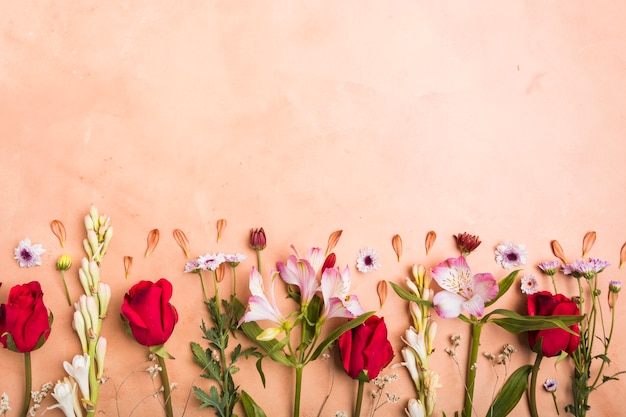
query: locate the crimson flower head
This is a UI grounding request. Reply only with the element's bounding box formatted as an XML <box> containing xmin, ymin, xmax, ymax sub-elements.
<box><xmin>453</xmin><ymin>233</ymin><xmax>481</xmax><ymax>256</ymax></box>
<box><xmin>338</xmin><ymin>315</ymin><xmax>394</xmax><ymax>381</ymax></box>
<box><xmin>121</xmin><ymin>279</ymin><xmax>178</xmax><ymax>348</ymax></box>
<box><xmin>0</xmin><ymin>281</ymin><xmax>52</xmax><ymax>353</ymax></box>
<box><xmin>249</xmin><ymin>228</ymin><xmax>267</xmax><ymax>251</ymax></box>
<box><xmin>527</xmin><ymin>291</ymin><xmax>580</xmax><ymax>357</ymax></box>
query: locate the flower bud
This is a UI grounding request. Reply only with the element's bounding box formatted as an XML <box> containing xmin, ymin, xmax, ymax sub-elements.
<box><xmin>97</xmin><ymin>283</ymin><xmax>111</xmax><ymax>318</ymax></box>
<box><xmin>401</xmin><ymin>347</ymin><xmax>419</xmax><ymax>382</ymax></box>
<box><xmin>426</xmin><ymin>320</ymin><xmax>437</xmax><ymax>354</ymax></box>
<box><xmin>409</xmin><ymin>302</ymin><xmax>423</xmax><ymax>331</ymax></box>
<box><xmin>56</xmin><ymin>254</ymin><xmax>72</xmax><ymax>271</ymax></box>
<box><xmin>405</xmin><ymin>398</ymin><xmax>425</xmax><ymax>417</ymax></box>
<box><xmin>249</xmin><ymin>228</ymin><xmax>267</xmax><ymax>251</ymax></box>
<box><xmin>72</xmin><ymin>311</ymin><xmax>88</xmax><ymax>352</ymax></box>
<box><xmin>96</xmin><ymin>337</ymin><xmax>107</xmax><ymax>379</ymax></box>
<box><xmin>608</xmin><ymin>280</ymin><xmax>621</xmax><ymax>308</ymax></box>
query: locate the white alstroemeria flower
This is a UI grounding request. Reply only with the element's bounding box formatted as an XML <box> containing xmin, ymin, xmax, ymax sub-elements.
<box><xmin>240</xmin><ymin>268</ymin><xmax>288</xmax><ymax>341</ymax></box>
<box><xmin>319</xmin><ymin>266</ymin><xmax>365</xmax><ymax>322</ymax></box>
<box><xmin>48</xmin><ymin>379</ymin><xmax>77</xmax><ymax>417</ymax></box>
<box><xmin>63</xmin><ymin>353</ymin><xmax>90</xmax><ymax>400</ymax></box>
<box><xmin>277</xmin><ymin>255</ymin><xmax>320</xmax><ymax>307</ymax></box>
<box><xmin>431</xmin><ymin>256</ymin><xmax>498</xmax><ymax>318</ymax></box>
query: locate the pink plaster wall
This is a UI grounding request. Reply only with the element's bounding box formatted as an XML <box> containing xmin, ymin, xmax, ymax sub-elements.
<box><xmin>1</xmin><ymin>2</ymin><xmax>626</xmax><ymax>416</ymax></box>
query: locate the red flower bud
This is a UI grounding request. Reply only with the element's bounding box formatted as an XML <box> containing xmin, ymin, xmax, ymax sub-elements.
<box><xmin>249</xmin><ymin>228</ymin><xmax>267</xmax><ymax>251</ymax></box>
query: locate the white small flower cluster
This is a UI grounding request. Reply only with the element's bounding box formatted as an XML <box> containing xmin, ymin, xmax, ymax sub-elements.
<box><xmin>444</xmin><ymin>334</ymin><xmax>462</xmax><ymax>357</ymax></box>
<box><xmin>0</xmin><ymin>393</ymin><xmax>11</xmax><ymax>415</ymax></box>
<box><xmin>335</xmin><ymin>412</ymin><xmax>348</xmax><ymax>417</ymax></box>
<box><xmin>369</xmin><ymin>373</ymin><xmax>401</xmax><ymax>414</ymax></box>
<box><xmin>146</xmin><ymin>364</ymin><xmax>163</xmax><ymax>380</ymax></box>
<box><xmin>29</xmin><ymin>382</ymin><xmax>53</xmax><ymax>416</ymax></box>
<box><xmin>484</xmin><ymin>344</ymin><xmax>517</xmax><ymax>367</ymax></box>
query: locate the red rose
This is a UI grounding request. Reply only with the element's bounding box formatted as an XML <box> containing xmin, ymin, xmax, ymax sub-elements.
<box><xmin>527</xmin><ymin>291</ymin><xmax>580</xmax><ymax>357</ymax></box>
<box><xmin>0</xmin><ymin>281</ymin><xmax>52</xmax><ymax>352</ymax></box>
<box><xmin>338</xmin><ymin>315</ymin><xmax>394</xmax><ymax>381</ymax></box>
<box><xmin>121</xmin><ymin>279</ymin><xmax>178</xmax><ymax>347</ymax></box>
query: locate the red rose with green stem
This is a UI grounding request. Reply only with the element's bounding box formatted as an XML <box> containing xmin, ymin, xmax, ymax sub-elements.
<box><xmin>338</xmin><ymin>315</ymin><xmax>394</xmax><ymax>417</ymax></box>
<box><xmin>0</xmin><ymin>281</ymin><xmax>53</xmax><ymax>417</ymax></box>
<box><xmin>121</xmin><ymin>278</ymin><xmax>178</xmax><ymax>417</ymax></box>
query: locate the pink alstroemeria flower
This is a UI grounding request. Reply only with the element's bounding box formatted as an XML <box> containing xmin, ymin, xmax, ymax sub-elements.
<box><xmin>240</xmin><ymin>267</ymin><xmax>288</xmax><ymax>341</ymax></box>
<box><xmin>431</xmin><ymin>256</ymin><xmax>498</xmax><ymax>318</ymax></box>
<box><xmin>277</xmin><ymin>255</ymin><xmax>320</xmax><ymax>307</ymax></box>
<box><xmin>319</xmin><ymin>266</ymin><xmax>365</xmax><ymax>322</ymax></box>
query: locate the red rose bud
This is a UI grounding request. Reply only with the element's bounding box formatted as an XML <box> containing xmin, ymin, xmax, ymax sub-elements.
<box><xmin>338</xmin><ymin>315</ymin><xmax>394</xmax><ymax>381</ymax></box>
<box><xmin>0</xmin><ymin>281</ymin><xmax>52</xmax><ymax>352</ymax></box>
<box><xmin>120</xmin><ymin>279</ymin><xmax>178</xmax><ymax>347</ymax></box>
<box><xmin>249</xmin><ymin>227</ymin><xmax>267</xmax><ymax>251</ymax></box>
<box><xmin>322</xmin><ymin>253</ymin><xmax>336</xmax><ymax>272</ymax></box>
<box><xmin>527</xmin><ymin>291</ymin><xmax>580</xmax><ymax>357</ymax></box>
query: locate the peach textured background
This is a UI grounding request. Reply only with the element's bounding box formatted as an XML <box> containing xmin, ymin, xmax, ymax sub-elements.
<box><xmin>1</xmin><ymin>2</ymin><xmax>626</xmax><ymax>417</ymax></box>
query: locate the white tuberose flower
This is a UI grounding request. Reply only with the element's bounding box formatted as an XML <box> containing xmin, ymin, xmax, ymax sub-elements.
<box><xmin>48</xmin><ymin>379</ymin><xmax>77</xmax><ymax>417</ymax></box>
<box><xmin>63</xmin><ymin>353</ymin><xmax>90</xmax><ymax>400</ymax></box>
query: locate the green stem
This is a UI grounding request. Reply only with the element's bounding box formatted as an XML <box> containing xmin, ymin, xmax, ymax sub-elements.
<box><xmin>231</xmin><ymin>266</ymin><xmax>237</xmax><ymax>298</ymax></box>
<box><xmin>157</xmin><ymin>355</ymin><xmax>174</xmax><ymax>417</ymax></box>
<box><xmin>86</xmin><ymin>339</ymin><xmax>99</xmax><ymax>417</ymax></box>
<box><xmin>198</xmin><ymin>272</ymin><xmax>209</xmax><ymax>303</ymax></box>
<box><xmin>20</xmin><ymin>352</ymin><xmax>31</xmax><ymax>417</ymax></box>
<box><xmin>550</xmin><ymin>276</ymin><xmax>558</xmax><ymax>295</ymax></box>
<box><xmin>212</xmin><ymin>270</ymin><xmax>219</xmax><ymax>302</ymax></box>
<box><xmin>61</xmin><ymin>270</ymin><xmax>72</xmax><ymax>306</ymax></box>
<box><xmin>463</xmin><ymin>320</ymin><xmax>483</xmax><ymax>417</ymax></box>
<box><xmin>294</xmin><ymin>366</ymin><xmax>303</xmax><ymax>417</ymax></box>
<box><xmin>354</xmin><ymin>379</ymin><xmax>365</xmax><ymax>417</ymax></box>
<box><xmin>528</xmin><ymin>352</ymin><xmax>543</xmax><ymax>417</ymax></box>
<box><xmin>256</xmin><ymin>250</ymin><xmax>263</xmax><ymax>274</ymax></box>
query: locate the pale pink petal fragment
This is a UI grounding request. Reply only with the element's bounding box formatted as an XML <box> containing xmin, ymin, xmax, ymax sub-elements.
<box><xmin>392</xmin><ymin>234</ymin><xmax>403</xmax><ymax>262</ymax></box>
<box><xmin>145</xmin><ymin>229</ymin><xmax>160</xmax><ymax>257</ymax></box>
<box><xmin>433</xmin><ymin>291</ymin><xmax>465</xmax><ymax>318</ymax></box>
<box><xmin>582</xmin><ymin>231</ymin><xmax>596</xmax><ymax>258</ymax></box>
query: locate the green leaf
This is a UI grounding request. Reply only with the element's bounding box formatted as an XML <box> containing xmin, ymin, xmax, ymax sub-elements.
<box><xmin>485</xmin><ymin>270</ymin><xmax>520</xmax><ymax>307</ymax></box>
<box><xmin>309</xmin><ymin>311</ymin><xmax>376</xmax><ymax>361</ymax></box>
<box><xmin>193</xmin><ymin>386</ymin><xmax>226</xmax><ymax>417</ymax></box>
<box><xmin>485</xmin><ymin>365</ymin><xmax>532</xmax><ymax>417</ymax></box>
<box><xmin>389</xmin><ymin>281</ymin><xmax>434</xmax><ymax>308</ymax></box>
<box><xmin>486</xmin><ymin>309</ymin><xmax>582</xmax><ymax>335</ymax></box>
<box><xmin>240</xmin><ymin>390</ymin><xmax>267</xmax><ymax>417</ymax></box>
<box><xmin>190</xmin><ymin>342</ymin><xmax>211</xmax><ymax>369</ymax></box>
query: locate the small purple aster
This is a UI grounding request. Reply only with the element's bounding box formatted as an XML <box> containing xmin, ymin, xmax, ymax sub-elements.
<box><xmin>543</xmin><ymin>378</ymin><xmax>559</xmax><ymax>392</ymax></box>
<box><xmin>356</xmin><ymin>247</ymin><xmax>380</xmax><ymax>273</ymax></box>
<box><xmin>609</xmin><ymin>280</ymin><xmax>622</xmax><ymax>293</ymax></box>
<box><xmin>197</xmin><ymin>252</ymin><xmax>226</xmax><ymax>271</ymax></box>
<box><xmin>520</xmin><ymin>275</ymin><xmax>539</xmax><ymax>295</ymax></box>
<box><xmin>184</xmin><ymin>259</ymin><xmax>201</xmax><ymax>273</ymax></box>
<box><xmin>224</xmin><ymin>253</ymin><xmax>247</xmax><ymax>266</ymax></box>
<box><xmin>14</xmin><ymin>238</ymin><xmax>45</xmax><ymax>268</ymax></box>
<box><xmin>562</xmin><ymin>258</ymin><xmax>610</xmax><ymax>279</ymax></box>
<box><xmin>538</xmin><ymin>260</ymin><xmax>560</xmax><ymax>276</ymax></box>
<box><xmin>495</xmin><ymin>242</ymin><xmax>528</xmax><ymax>269</ymax></box>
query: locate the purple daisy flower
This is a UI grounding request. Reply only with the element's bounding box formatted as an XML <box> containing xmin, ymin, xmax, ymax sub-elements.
<box><xmin>14</xmin><ymin>238</ymin><xmax>46</xmax><ymax>268</ymax></box>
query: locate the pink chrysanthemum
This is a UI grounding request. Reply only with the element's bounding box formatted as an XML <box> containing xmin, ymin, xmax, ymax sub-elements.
<box><xmin>520</xmin><ymin>274</ymin><xmax>539</xmax><ymax>295</ymax></box>
<box><xmin>14</xmin><ymin>238</ymin><xmax>45</xmax><ymax>268</ymax></box>
<box><xmin>494</xmin><ymin>242</ymin><xmax>528</xmax><ymax>269</ymax></box>
<box><xmin>356</xmin><ymin>248</ymin><xmax>380</xmax><ymax>273</ymax></box>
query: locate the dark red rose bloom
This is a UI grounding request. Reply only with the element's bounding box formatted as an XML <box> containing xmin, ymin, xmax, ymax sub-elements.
<box><xmin>527</xmin><ymin>291</ymin><xmax>580</xmax><ymax>357</ymax></box>
<box><xmin>0</xmin><ymin>281</ymin><xmax>51</xmax><ymax>352</ymax></box>
<box><xmin>338</xmin><ymin>315</ymin><xmax>394</xmax><ymax>381</ymax></box>
<box><xmin>121</xmin><ymin>279</ymin><xmax>178</xmax><ymax>347</ymax></box>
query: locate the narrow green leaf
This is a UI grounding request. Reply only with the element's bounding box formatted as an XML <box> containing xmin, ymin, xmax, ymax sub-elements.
<box><xmin>485</xmin><ymin>270</ymin><xmax>520</xmax><ymax>307</ymax></box>
<box><xmin>240</xmin><ymin>390</ymin><xmax>267</xmax><ymax>417</ymax></box>
<box><xmin>487</xmin><ymin>309</ymin><xmax>582</xmax><ymax>335</ymax></box>
<box><xmin>389</xmin><ymin>281</ymin><xmax>434</xmax><ymax>307</ymax></box>
<box><xmin>310</xmin><ymin>311</ymin><xmax>375</xmax><ymax>361</ymax></box>
<box><xmin>486</xmin><ymin>365</ymin><xmax>532</xmax><ymax>417</ymax></box>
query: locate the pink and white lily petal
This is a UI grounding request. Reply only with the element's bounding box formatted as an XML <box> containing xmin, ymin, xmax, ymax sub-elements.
<box><xmin>472</xmin><ymin>273</ymin><xmax>499</xmax><ymax>303</ymax></box>
<box><xmin>319</xmin><ymin>266</ymin><xmax>365</xmax><ymax>321</ymax></box>
<box><xmin>431</xmin><ymin>257</ymin><xmax>473</xmax><ymax>295</ymax></box>
<box><xmin>462</xmin><ymin>294</ymin><xmax>487</xmax><ymax>317</ymax></box>
<box><xmin>277</xmin><ymin>255</ymin><xmax>320</xmax><ymax>306</ymax></box>
<box><xmin>240</xmin><ymin>268</ymin><xmax>285</xmax><ymax>326</ymax></box>
<box><xmin>433</xmin><ymin>291</ymin><xmax>465</xmax><ymax>318</ymax></box>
